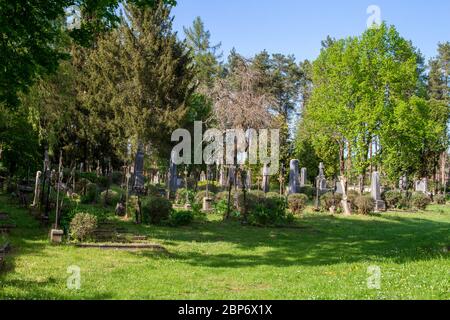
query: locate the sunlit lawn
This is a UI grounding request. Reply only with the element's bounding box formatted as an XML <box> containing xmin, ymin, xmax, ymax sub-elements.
<box><xmin>0</xmin><ymin>194</ymin><xmax>449</xmax><ymax>300</ymax></box>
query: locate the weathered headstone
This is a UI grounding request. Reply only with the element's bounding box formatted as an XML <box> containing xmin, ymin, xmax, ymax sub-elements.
<box><xmin>228</xmin><ymin>166</ymin><xmax>236</xmax><ymax>186</ymax></box>
<box><xmin>335</xmin><ymin>180</ymin><xmax>344</xmax><ymax>194</ymax></box>
<box><xmin>415</xmin><ymin>178</ymin><xmax>428</xmax><ymax>194</ymax></box>
<box><xmin>200</xmin><ymin>171</ymin><xmax>206</xmax><ymax>182</ymax></box>
<box><xmin>300</xmin><ymin>167</ymin><xmax>307</xmax><ymax>187</ymax></box>
<box><xmin>288</xmin><ymin>160</ymin><xmax>300</xmax><ymax>194</ymax></box>
<box><xmin>317</xmin><ymin>162</ymin><xmax>327</xmax><ymax>191</ymax></box>
<box><xmin>32</xmin><ymin>171</ymin><xmax>42</xmax><ymax>207</ymax></box>
<box><xmin>246</xmin><ymin>169</ymin><xmax>252</xmax><ymax>190</ymax></box>
<box><xmin>169</xmin><ymin>151</ymin><xmax>178</xmax><ymax>194</ymax></box>
<box><xmin>219</xmin><ymin>167</ymin><xmax>226</xmax><ymax>187</ymax></box>
<box><xmin>133</xmin><ymin>148</ymin><xmax>145</xmax><ymax>190</ymax></box>
<box><xmin>371</xmin><ymin>172</ymin><xmax>386</xmax><ymax>212</ymax></box>
<box><xmin>399</xmin><ymin>175</ymin><xmax>408</xmax><ymax>191</ymax></box>
<box><xmin>262</xmin><ymin>164</ymin><xmax>270</xmax><ymax>193</ymax></box>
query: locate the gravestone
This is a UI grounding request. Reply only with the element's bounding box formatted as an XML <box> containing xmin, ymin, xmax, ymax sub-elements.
<box><xmin>335</xmin><ymin>180</ymin><xmax>344</xmax><ymax>194</ymax></box>
<box><xmin>300</xmin><ymin>168</ymin><xmax>307</xmax><ymax>187</ymax></box>
<box><xmin>262</xmin><ymin>164</ymin><xmax>270</xmax><ymax>193</ymax></box>
<box><xmin>32</xmin><ymin>171</ymin><xmax>42</xmax><ymax>207</ymax></box>
<box><xmin>415</xmin><ymin>178</ymin><xmax>428</xmax><ymax>194</ymax></box>
<box><xmin>169</xmin><ymin>151</ymin><xmax>178</xmax><ymax>194</ymax></box>
<box><xmin>219</xmin><ymin>168</ymin><xmax>226</xmax><ymax>187</ymax></box>
<box><xmin>317</xmin><ymin>163</ymin><xmax>327</xmax><ymax>191</ymax></box>
<box><xmin>133</xmin><ymin>148</ymin><xmax>145</xmax><ymax>190</ymax></box>
<box><xmin>228</xmin><ymin>166</ymin><xmax>236</xmax><ymax>186</ymax></box>
<box><xmin>371</xmin><ymin>172</ymin><xmax>386</xmax><ymax>212</ymax></box>
<box><xmin>288</xmin><ymin>160</ymin><xmax>300</xmax><ymax>194</ymax></box>
<box><xmin>246</xmin><ymin>170</ymin><xmax>252</xmax><ymax>190</ymax></box>
<box><xmin>200</xmin><ymin>171</ymin><xmax>206</xmax><ymax>182</ymax></box>
<box><xmin>399</xmin><ymin>175</ymin><xmax>408</xmax><ymax>191</ymax></box>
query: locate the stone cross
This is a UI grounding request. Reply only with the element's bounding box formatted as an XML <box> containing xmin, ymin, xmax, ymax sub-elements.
<box><xmin>288</xmin><ymin>160</ymin><xmax>300</xmax><ymax>194</ymax></box>
<box><xmin>262</xmin><ymin>164</ymin><xmax>270</xmax><ymax>193</ymax></box>
<box><xmin>371</xmin><ymin>171</ymin><xmax>386</xmax><ymax>212</ymax></box>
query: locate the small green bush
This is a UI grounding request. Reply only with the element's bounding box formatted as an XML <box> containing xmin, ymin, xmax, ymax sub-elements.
<box><xmin>299</xmin><ymin>186</ymin><xmax>315</xmax><ymax>199</ymax></box>
<box><xmin>383</xmin><ymin>190</ymin><xmax>402</xmax><ymax>209</ymax></box>
<box><xmin>100</xmin><ymin>190</ymin><xmax>120</xmax><ymax>206</ymax></box>
<box><xmin>111</xmin><ymin>171</ymin><xmax>123</xmax><ymax>185</ymax></box>
<box><xmin>411</xmin><ymin>193</ymin><xmax>431</xmax><ymax>210</ymax></box>
<box><xmin>96</xmin><ymin>176</ymin><xmax>109</xmax><ymax>189</ymax></box>
<box><xmin>354</xmin><ymin>196</ymin><xmax>375</xmax><ymax>215</ymax></box>
<box><xmin>194</xmin><ymin>190</ymin><xmax>215</xmax><ymax>204</ymax></box>
<box><xmin>434</xmin><ymin>194</ymin><xmax>446</xmax><ymax>205</ymax></box>
<box><xmin>170</xmin><ymin>210</ymin><xmax>194</xmax><ymax>227</ymax></box>
<box><xmin>81</xmin><ymin>183</ymin><xmax>98</xmax><ymax>204</ymax></box>
<box><xmin>320</xmin><ymin>192</ymin><xmax>342</xmax><ymax>212</ymax></box>
<box><xmin>398</xmin><ymin>195</ymin><xmax>412</xmax><ymax>210</ymax></box>
<box><xmin>215</xmin><ymin>191</ymin><xmax>231</xmax><ymax>203</ymax></box>
<box><xmin>347</xmin><ymin>190</ymin><xmax>360</xmax><ymax>211</ymax></box>
<box><xmin>288</xmin><ymin>194</ymin><xmax>308</xmax><ymax>214</ymax></box>
<box><xmin>247</xmin><ymin>198</ymin><xmax>287</xmax><ymax>226</ymax></box>
<box><xmin>197</xmin><ymin>181</ymin><xmax>219</xmax><ymax>193</ymax></box>
<box><xmin>142</xmin><ymin>196</ymin><xmax>173</xmax><ymax>225</ymax></box>
<box><xmin>70</xmin><ymin>213</ymin><xmax>98</xmax><ymax>242</ymax></box>
<box><xmin>77</xmin><ymin>172</ymin><xmax>98</xmax><ymax>184</ymax></box>
<box><xmin>175</xmin><ymin>188</ymin><xmax>195</xmax><ymax>205</ymax></box>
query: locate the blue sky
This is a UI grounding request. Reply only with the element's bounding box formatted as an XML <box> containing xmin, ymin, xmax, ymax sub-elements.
<box><xmin>172</xmin><ymin>0</ymin><xmax>450</xmax><ymax>63</ymax></box>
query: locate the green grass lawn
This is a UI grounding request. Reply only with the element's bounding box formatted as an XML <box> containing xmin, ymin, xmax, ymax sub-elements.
<box><xmin>0</xmin><ymin>194</ymin><xmax>449</xmax><ymax>300</ymax></box>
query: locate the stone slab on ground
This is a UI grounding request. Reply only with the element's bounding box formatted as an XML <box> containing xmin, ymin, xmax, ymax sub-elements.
<box><xmin>74</xmin><ymin>243</ymin><xmax>167</xmax><ymax>252</ymax></box>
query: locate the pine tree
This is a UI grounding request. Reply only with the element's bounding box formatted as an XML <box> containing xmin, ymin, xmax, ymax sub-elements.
<box><xmin>82</xmin><ymin>1</ymin><xmax>195</xmax><ymax>161</ymax></box>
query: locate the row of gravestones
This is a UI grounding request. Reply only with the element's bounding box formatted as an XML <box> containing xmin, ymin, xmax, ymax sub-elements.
<box><xmin>288</xmin><ymin>160</ymin><xmax>387</xmax><ymax>212</ymax></box>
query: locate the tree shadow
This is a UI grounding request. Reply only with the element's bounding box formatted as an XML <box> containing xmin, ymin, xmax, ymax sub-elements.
<box><xmin>133</xmin><ymin>213</ymin><xmax>450</xmax><ymax>268</ymax></box>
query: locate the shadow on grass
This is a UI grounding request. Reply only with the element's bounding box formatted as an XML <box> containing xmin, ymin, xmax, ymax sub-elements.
<box><xmin>130</xmin><ymin>213</ymin><xmax>450</xmax><ymax>268</ymax></box>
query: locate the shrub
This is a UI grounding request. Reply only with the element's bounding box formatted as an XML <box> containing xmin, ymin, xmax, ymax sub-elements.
<box><xmin>354</xmin><ymin>196</ymin><xmax>375</xmax><ymax>215</ymax></box>
<box><xmin>265</xmin><ymin>192</ymin><xmax>281</xmax><ymax>199</ymax></box>
<box><xmin>170</xmin><ymin>210</ymin><xmax>194</xmax><ymax>227</ymax></box>
<box><xmin>146</xmin><ymin>184</ymin><xmax>166</xmax><ymax>197</ymax></box>
<box><xmin>288</xmin><ymin>194</ymin><xmax>308</xmax><ymax>214</ymax></box>
<box><xmin>175</xmin><ymin>188</ymin><xmax>195</xmax><ymax>205</ymax></box>
<box><xmin>320</xmin><ymin>192</ymin><xmax>342</xmax><ymax>212</ymax></box>
<box><xmin>96</xmin><ymin>176</ymin><xmax>109</xmax><ymax>189</ymax></box>
<box><xmin>80</xmin><ymin>183</ymin><xmax>98</xmax><ymax>204</ymax></box>
<box><xmin>398</xmin><ymin>195</ymin><xmax>412</xmax><ymax>210</ymax></box>
<box><xmin>69</xmin><ymin>213</ymin><xmax>98</xmax><ymax>242</ymax></box>
<box><xmin>347</xmin><ymin>190</ymin><xmax>360</xmax><ymax>211</ymax></box>
<box><xmin>214</xmin><ymin>191</ymin><xmax>231</xmax><ymax>203</ymax></box>
<box><xmin>100</xmin><ymin>190</ymin><xmax>120</xmax><ymax>206</ymax></box>
<box><xmin>434</xmin><ymin>194</ymin><xmax>446</xmax><ymax>205</ymax></box>
<box><xmin>194</xmin><ymin>190</ymin><xmax>215</xmax><ymax>204</ymax></box>
<box><xmin>141</xmin><ymin>196</ymin><xmax>173</xmax><ymax>225</ymax></box>
<box><xmin>111</xmin><ymin>171</ymin><xmax>123</xmax><ymax>185</ymax></box>
<box><xmin>411</xmin><ymin>193</ymin><xmax>431</xmax><ymax>210</ymax></box>
<box><xmin>197</xmin><ymin>181</ymin><xmax>219</xmax><ymax>193</ymax></box>
<box><xmin>299</xmin><ymin>186</ymin><xmax>315</xmax><ymax>199</ymax></box>
<box><xmin>383</xmin><ymin>191</ymin><xmax>402</xmax><ymax>209</ymax></box>
<box><xmin>247</xmin><ymin>200</ymin><xmax>287</xmax><ymax>226</ymax></box>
